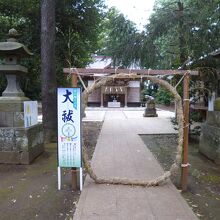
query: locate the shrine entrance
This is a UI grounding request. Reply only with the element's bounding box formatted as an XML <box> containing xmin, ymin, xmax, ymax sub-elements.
<box><xmin>63</xmin><ymin>67</ymin><xmax>198</xmax><ymax>190</ymax></box>
<box><xmin>101</xmin><ymin>85</ymin><xmax>127</xmax><ymax>107</ymax></box>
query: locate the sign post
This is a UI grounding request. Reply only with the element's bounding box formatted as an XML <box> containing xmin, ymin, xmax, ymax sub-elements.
<box><xmin>57</xmin><ymin>88</ymin><xmax>82</xmax><ymax>191</ymax></box>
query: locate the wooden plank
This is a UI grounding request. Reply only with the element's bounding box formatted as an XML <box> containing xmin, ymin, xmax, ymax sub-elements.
<box><xmin>63</xmin><ymin>68</ymin><xmax>198</xmax><ymax>76</ymax></box>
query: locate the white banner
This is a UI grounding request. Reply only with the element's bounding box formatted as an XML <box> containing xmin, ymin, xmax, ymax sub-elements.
<box><xmin>24</xmin><ymin>101</ymin><xmax>38</xmax><ymax>128</ymax></box>
<box><xmin>57</xmin><ymin>88</ymin><xmax>82</xmax><ymax>168</ymax></box>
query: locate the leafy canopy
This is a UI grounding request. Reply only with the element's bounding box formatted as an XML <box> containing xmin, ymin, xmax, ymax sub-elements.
<box><xmin>0</xmin><ymin>0</ymin><xmax>105</xmax><ymax>99</ymax></box>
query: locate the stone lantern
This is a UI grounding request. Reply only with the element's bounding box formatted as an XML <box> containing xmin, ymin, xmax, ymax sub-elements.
<box><xmin>143</xmin><ymin>98</ymin><xmax>158</xmax><ymax>117</ymax></box>
<box><xmin>0</xmin><ymin>29</ymin><xmax>44</xmax><ymax>164</ymax></box>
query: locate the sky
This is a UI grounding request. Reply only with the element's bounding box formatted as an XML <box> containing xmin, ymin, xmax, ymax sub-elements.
<box><xmin>105</xmin><ymin>0</ymin><xmax>156</xmax><ymax>30</ymax></box>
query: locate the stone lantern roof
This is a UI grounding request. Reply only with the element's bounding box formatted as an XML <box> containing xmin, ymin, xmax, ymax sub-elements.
<box><xmin>0</xmin><ymin>28</ymin><xmax>33</xmax><ymax>57</ymax></box>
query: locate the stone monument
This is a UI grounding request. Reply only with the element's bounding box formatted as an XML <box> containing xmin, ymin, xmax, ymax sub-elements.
<box><xmin>199</xmin><ymin>49</ymin><xmax>220</xmax><ymax>164</ymax></box>
<box><xmin>0</xmin><ymin>29</ymin><xmax>44</xmax><ymax>164</ymax></box>
<box><xmin>143</xmin><ymin>98</ymin><xmax>158</xmax><ymax>117</ymax></box>
<box><xmin>199</xmin><ymin>104</ymin><xmax>220</xmax><ymax>164</ymax></box>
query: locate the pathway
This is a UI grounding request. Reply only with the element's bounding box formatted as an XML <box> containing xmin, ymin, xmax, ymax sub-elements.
<box><xmin>75</xmin><ymin>108</ymin><xmax>197</xmax><ymax>220</ymax></box>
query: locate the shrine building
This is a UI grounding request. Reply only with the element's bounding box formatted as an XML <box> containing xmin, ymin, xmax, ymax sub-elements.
<box><xmin>84</xmin><ymin>55</ymin><xmax>141</xmax><ymax>107</ymax></box>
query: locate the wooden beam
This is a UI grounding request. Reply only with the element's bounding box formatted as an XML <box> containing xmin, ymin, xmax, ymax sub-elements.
<box><xmin>63</xmin><ymin>68</ymin><xmax>198</xmax><ymax>76</ymax></box>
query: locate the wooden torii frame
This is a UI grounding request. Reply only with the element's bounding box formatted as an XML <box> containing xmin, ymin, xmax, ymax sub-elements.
<box><xmin>64</xmin><ymin>67</ymin><xmax>199</xmax><ymax>191</ymax></box>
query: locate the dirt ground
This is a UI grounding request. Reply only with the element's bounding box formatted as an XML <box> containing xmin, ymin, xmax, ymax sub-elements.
<box><xmin>2</xmin><ymin>107</ymin><xmax>220</xmax><ymax>220</ymax></box>
<box><xmin>0</xmin><ymin>121</ymin><xmax>102</xmax><ymax>220</ymax></box>
<box><xmin>141</xmin><ymin>134</ymin><xmax>220</xmax><ymax>220</ymax></box>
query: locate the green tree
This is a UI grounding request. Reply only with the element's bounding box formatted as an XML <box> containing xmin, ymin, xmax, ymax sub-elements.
<box><xmin>101</xmin><ymin>7</ymin><xmax>142</xmax><ymax>67</ymax></box>
<box><xmin>0</xmin><ymin>0</ymin><xmax>106</xmax><ymax>99</ymax></box>
<box><xmin>0</xmin><ymin>0</ymin><xmax>41</xmax><ymax>98</ymax></box>
<box><xmin>55</xmin><ymin>0</ymin><xmax>105</xmax><ymax>68</ymax></box>
<box><xmin>144</xmin><ymin>0</ymin><xmax>220</xmax><ymax>69</ymax></box>
<box><xmin>101</xmin><ymin>0</ymin><xmax>220</xmax><ymax>71</ymax></box>
<box><xmin>0</xmin><ymin>0</ymin><xmax>106</xmax><ymax>142</ymax></box>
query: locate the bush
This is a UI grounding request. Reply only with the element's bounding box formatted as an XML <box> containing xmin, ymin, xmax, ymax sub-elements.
<box><xmin>190</xmin><ymin>111</ymin><xmax>203</xmax><ymax>122</ymax></box>
<box><xmin>155</xmin><ymin>88</ymin><xmax>173</xmax><ymax>105</ymax></box>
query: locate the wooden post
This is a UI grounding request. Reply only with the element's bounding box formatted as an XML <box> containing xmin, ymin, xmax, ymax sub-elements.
<box><xmin>71</xmin><ymin>74</ymin><xmax>78</xmax><ymax>87</ymax></box>
<box><xmin>71</xmin><ymin>168</ymin><xmax>77</xmax><ymax>190</ymax></box>
<box><xmin>101</xmin><ymin>86</ymin><xmax>104</xmax><ymax>107</ymax></box>
<box><xmin>125</xmin><ymin>87</ymin><xmax>128</xmax><ymax>107</ymax></box>
<box><xmin>181</xmin><ymin>73</ymin><xmax>190</xmax><ymax>191</ymax></box>
<box><xmin>71</xmin><ymin>72</ymin><xmax>78</xmax><ymax>191</ymax></box>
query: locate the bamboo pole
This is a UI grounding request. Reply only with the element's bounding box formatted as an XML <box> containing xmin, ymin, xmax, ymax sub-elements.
<box><xmin>181</xmin><ymin>73</ymin><xmax>190</xmax><ymax>191</ymax></box>
<box><xmin>71</xmin><ymin>74</ymin><xmax>78</xmax><ymax>191</ymax></box>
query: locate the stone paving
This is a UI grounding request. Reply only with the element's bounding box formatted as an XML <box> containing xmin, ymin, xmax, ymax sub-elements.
<box><xmin>75</xmin><ymin>108</ymin><xmax>197</xmax><ymax>220</ymax></box>
<box><xmin>83</xmin><ymin>107</ymin><xmax>175</xmax><ymax>122</ymax></box>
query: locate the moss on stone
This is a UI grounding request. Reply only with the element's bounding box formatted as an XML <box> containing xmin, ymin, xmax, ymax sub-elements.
<box><xmin>214</xmin><ymin>97</ymin><xmax>220</xmax><ymax>111</ymax></box>
<box><xmin>200</xmin><ymin>175</ymin><xmax>220</xmax><ymax>184</ymax></box>
<box><xmin>0</xmin><ymin>188</ymin><xmax>13</xmax><ymax>201</ymax></box>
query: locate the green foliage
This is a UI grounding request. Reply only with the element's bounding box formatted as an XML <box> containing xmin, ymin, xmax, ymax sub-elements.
<box><xmin>155</xmin><ymin>87</ymin><xmax>174</xmax><ymax>105</ymax></box>
<box><xmin>140</xmin><ymin>81</ymin><xmax>158</xmax><ymax>102</ymax></box>
<box><xmin>55</xmin><ymin>0</ymin><xmax>105</xmax><ymax>68</ymax></box>
<box><xmin>101</xmin><ymin>0</ymin><xmax>220</xmax><ymax>71</ymax></box>
<box><xmin>20</xmin><ymin>55</ymin><xmax>42</xmax><ymax>100</ymax></box>
<box><xmin>141</xmin><ymin>0</ymin><xmax>220</xmax><ymax>69</ymax></box>
<box><xmin>100</xmin><ymin>7</ymin><xmax>142</xmax><ymax>67</ymax></box>
<box><xmin>190</xmin><ymin>111</ymin><xmax>203</xmax><ymax>122</ymax></box>
<box><xmin>140</xmin><ymin>89</ymin><xmax>147</xmax><ymax>102</ymax></box>
<box><xmin>0</xmin><ymin>0</ymin><xmax>41</xmax><ymax>99</ymax></box>
<box><xmin>0</xmin><ymin>75</ymin><xmax>6</xmax><ymax>96</ymax></box>
<box><xmin>0</xmin><ymin>0</ymin><xmax>105</xmax><ymax>99</ymax></box>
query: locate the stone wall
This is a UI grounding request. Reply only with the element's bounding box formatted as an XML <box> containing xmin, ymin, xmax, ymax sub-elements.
<box><xmin>199</xmin><ymin>111</ymin><xmax>220</xmax><ymax>164</ymax></box>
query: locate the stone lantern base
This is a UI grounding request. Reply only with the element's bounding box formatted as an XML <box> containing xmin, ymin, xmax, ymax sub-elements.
<box><xmin>0</xmin><ymin>98</ymin><xmax>44</xmax><ymax>164</ymax></box>
<box><xmin>0</xmin><ymin>124</ymin><xmax>44</xmax><ymax>164</ymax></box>
<box><xmin>143</xmin><ymin>108</ymin><xmax>158</xmax><ymax>117</ymax></box>
<box><xmin>143</xmin><ymin>100</ymin><xmax>158</xmax><ymax>117</ymax></box>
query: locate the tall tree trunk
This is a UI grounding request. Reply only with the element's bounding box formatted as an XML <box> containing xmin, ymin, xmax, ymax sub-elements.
<box><xmin>177</xmin><ymin>1</ymin><xmax>187</xmax><ymax>65</ymax></box>
<box><xmin>41</xmin><ymin>0</ymin><xmax>57</xmax><ymax>143</ymax></box>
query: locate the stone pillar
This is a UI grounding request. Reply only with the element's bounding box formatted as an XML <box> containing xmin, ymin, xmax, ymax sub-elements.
<box><xmin>200</xmin><ymin>98</ymin><xmax>220</xmax><ymax>164</ymax></box>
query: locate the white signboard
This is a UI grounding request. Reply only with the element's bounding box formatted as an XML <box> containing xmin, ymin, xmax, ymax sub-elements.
<box><xmin>24</xmin><ymin>101</ymin><xmax>38</xmax><ymax>128</ymax></box>
<box><xmin>57</xmin><ymin>88</ymin><xmax>82</xmax><ymax>168</ymax></box>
